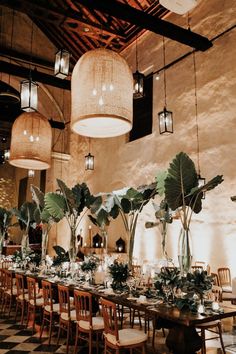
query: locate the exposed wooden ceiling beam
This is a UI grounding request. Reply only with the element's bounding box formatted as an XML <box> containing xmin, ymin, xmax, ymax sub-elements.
<box><xmin>76</xmin><ymin>0</ymin><xmax>212</xmax><ymax>51</ymax></box>
<box><xmin>0</xmin><ymin>0</ymin><xmax>125</xmax><ymax>39</ymax></box>
<box><xmin>0</xmin><ymin>60</ymin><xmax>71</xmax><ymax>90</ymax></box>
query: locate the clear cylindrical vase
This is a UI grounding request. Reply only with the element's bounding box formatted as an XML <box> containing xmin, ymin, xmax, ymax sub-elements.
<box><xmin>178</xmin><ymin>227</ymin><xmax>192</xmax><ymax>275</ymax></box>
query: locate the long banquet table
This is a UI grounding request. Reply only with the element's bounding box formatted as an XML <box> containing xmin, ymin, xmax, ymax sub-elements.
<box><xmin>10</xmin><ymin>269</ymin><xmax>236</xmax><ymax>354</ymax></box>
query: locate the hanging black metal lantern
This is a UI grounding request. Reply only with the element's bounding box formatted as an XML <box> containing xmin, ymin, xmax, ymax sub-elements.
<box><xmin>133</xmin><ymin>70</ymin><xmax>145</xmax><ymax>99</ymax></box>
<box><xmin>85</xmin><ymin>152</ymin><xmax>94</xmax><ymax>170</ymax></box>
<box><xmin>158</xmin><ymin>107</ymin><xmax>173</xmax><ymax>134</ymax></box>
<box><xmin>20</xmin><ymin>79</ymin><xmax>38</xmax><ymax>112</ymax></box>
<box><xmin>54</xmin><ymin>49</ymin><xmax>70</xmax><ymax>79</ymax></box>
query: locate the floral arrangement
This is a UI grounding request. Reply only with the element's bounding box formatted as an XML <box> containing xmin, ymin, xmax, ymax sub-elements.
<box><xmin>154</xmin><ymin>267</ymin><xmax>181</xmax><ymax>298</ymax></box>
<box><xmin>81</xmin><ymin>256</ymin><xmax>99</xmax><ymax>273</ymax></box>
<box><xmin>12</xmin><ymin>248</ymin><xmax>41</xmax><ymax>267</ymax></box>
<box><xmin>180</xmin><ymin>270</ymin><xmax>213</xmax><ymax>300</ymax></box>
<box><xmin>109</xmin><ymin>260</ymin><xmax>130</xmax><ymax>291</ymax></box>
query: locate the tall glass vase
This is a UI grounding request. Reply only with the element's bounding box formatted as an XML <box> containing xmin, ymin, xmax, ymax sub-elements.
<box><xmin>69</xmin><ymin>227</ymin><xmax>77</xmax><ymax>263</ymax></box>
<box><xmin>178</xmin><ymin>227</ymin><xmax>192</xmax><ymax>275</ymax></box>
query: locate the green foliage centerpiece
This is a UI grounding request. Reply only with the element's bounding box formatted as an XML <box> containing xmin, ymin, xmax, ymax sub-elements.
<box><xmin>156</xmin><ymin>152</ymin><xmax>223</xmax><ymax>274</ymax></box>
<box><xmin>109</xmin><ymin>260</ymin><xmax>129</xmax><ymax>292</ymax></box>
<box><xmin>44</xmin><ymin>179</ymin><xmax>92</xmax><ymax>262</ymax></box>
<box><xmin>0</xmin><ymin>207</ymin><xmax>12</xmax><ymax>258</ymax></box>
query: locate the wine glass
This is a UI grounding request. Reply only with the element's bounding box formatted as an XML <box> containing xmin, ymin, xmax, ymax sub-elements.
<box><xmin>162</xmin><ymin>284</ymin><xmax>172</xmax><ymax>306</ymax></box>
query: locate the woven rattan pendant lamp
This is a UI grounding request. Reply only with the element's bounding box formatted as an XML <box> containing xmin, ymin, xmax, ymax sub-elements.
<box><xmin>9</xmin><ymin>112</ymin><xmax>52</xmax><ymax>170</ymax></box>
<box><xmin>71</xmin><ymin>48</ymin><xmax>133</xmax><ymax>138</ymax></box>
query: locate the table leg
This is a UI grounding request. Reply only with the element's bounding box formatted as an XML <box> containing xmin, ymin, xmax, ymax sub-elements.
<box><xmin>166</xmin><ymin>324</ymin><xmax>202</xmax><ymax>354</ymax></box>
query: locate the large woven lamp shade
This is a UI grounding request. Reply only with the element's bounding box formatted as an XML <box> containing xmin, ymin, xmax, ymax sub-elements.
<box><xmin>9</xmin><ymin>112</ymin><xmax>52</xmax><ymax>170</ymax></box>
<box><xmin>71</xmin><ymin>48</ymin><xmax>133</xmax><ymax>138</ymax></box>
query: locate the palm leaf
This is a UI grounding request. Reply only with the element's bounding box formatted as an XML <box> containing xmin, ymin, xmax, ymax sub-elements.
<box><xmin>31</xmin><ymin>185</ymin><xmax>45</xmax><ymax>211</ymax></box>
<box><xmin>44</xmin><ymin>193</ymin><xmax>67</xmax><ymax>220</ymax></box>
<box><xmin>165</xmin><ymin>152</ymin><xmax>198</xmax><ymax>211</ymax></box>
<box><xmin>57</xmin><ymin>179</ymin><xmax>75</xmax><ymax>211</ymax></box>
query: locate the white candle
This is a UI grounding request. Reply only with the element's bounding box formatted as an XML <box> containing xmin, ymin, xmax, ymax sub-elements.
<box><xmin>84</xmin><ymin>242</ymin><xmax>87</xmax><ymax>247</ymax></box>
<box><xmin>198</xmin><ymin>304</ymin><xmax>205</xmax><ymax>313</ymax></box>
<box><xmin>212</xmin><ymin>301</ymin><xmax>220</xmax><ymax>310</ymax></box>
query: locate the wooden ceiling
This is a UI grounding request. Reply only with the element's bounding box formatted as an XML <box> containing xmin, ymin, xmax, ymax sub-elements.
<box><xmin>1</xmin><ymin>0</ymin><xmax>169</xmax><ymax>65</ymax></box>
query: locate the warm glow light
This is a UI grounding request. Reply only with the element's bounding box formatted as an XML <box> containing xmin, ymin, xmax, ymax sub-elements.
<box><xmin>133</xmin><ymin>70</ymin><xmax>145</xmax><ymax>99</ymax></box>
<box><xmin>9</xmin><ymin>112</ymin><xmax>52</xmax><ymax>170</ymax></box>
<box><xmin>85</xmin><ymin>153</ymin><xmax>94</xmax><ymax>170</ymax></box>
<box><xmin>20</xmin><ymin>79</ymin><xmax>38</xmax><ymax>112</ymax></box>
<box><xmin>28</xmin><ymin>169</ymin><xmax>35</xmax><ymax>177</ymax></box>
<box><xmin>158</xmin><ymin>107</ymin><xmax>173</xmax><ymax>134</ymax></box>
<box><xmin>71</xmin><ymin>48</ymin><xmax>133</xmax><ymax>138</ymax></box>
<box><xmin>54</xmin><ymin>49</ymin><xmax>70</xmax><ymax>79</ymax></box>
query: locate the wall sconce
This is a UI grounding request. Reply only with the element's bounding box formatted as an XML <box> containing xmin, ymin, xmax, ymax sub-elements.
<box><xmin>54</xmin><ymin>49</ymin><xmax>70</xmax><ymax>79</ymax></box>
<box><xmin>93</xmin><ymin>233</ymin><xmax>103</xmax><ymax>248</ymax></box>
<box><xmin>4</xmin><ymin>149</ymin><xmax>10</xmax><ymax>161</ymax></box>
<box><xmin>20</xmin><ymin>79</ymin><xmax>38</xmax><ymax>112</ymax></box>
<box><xmin>28</xmin><ymin>169</ymin><xmax>35</xmax><ymax>178</ymax></box>
<box><xmin>116</xmin><ymin>237</ymin><xmax>125</xmax><ymax>253</ymax></box>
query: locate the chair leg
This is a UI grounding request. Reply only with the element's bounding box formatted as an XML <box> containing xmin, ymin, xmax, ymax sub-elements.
<box><xmin>20</xmin><ymin>301</ymin><xmax>25</xmax><ymax>325</ymax></box>
<box><xmin>89</xmin><ymin>331</ymin><xmax>92</xmax><ymax>354</ymax></box>
<box><xmin>74</xmin><ymin>325</ymin><xmax>79</xmax><ymax>354</ymax></box>
<box><xmin>40</xmin><ymin>312</ymin><xmax>45</xmax><ymax>340</ymax></box>
<box><xmin>57</xmin><ymin>320</ymin><xmax>61</xmax><ymax>345</ymax></box>
<box><xmin>142</xmin><ymin>342</ymin><xmax>146</xmax><ymax>354</ymax></box>
<box><xmin>66</xmin><ymin>322</ymin><xmax>70</xmax><ymax>354</ymax></box>
<box><xmin>8</xmin><ymin>296</ymin><xmax>12</xmax><ymax>317</ymax></box>
<box><xmin>201</xmin><ymin>329</ymin><xmax>206</xmax><ymax>354</ymax></box>
<box><xmin>217</xmin><ymin>323</ymin><xmax>226</xmax><ymax>354</ymax></box>
<box><xmin>48</xmin><ymin>313</ymin><xmax>53</xmax><ymax>345</ymax></box>
<box><xmin>15</xmin><ymin>301</ymin><xmax>19</xmax><ymax>322</ymax></box>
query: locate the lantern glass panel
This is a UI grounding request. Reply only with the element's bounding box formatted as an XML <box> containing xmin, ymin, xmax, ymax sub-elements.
<box><xmin>54</xmin><ymin>49</ymin><xmax>70</xmax><ymax>79</ymax></box>
<box><xmin>85</xmin><ymin>153</ymin><xmax>94</xmax><ymax>170</ymax></box>
<box><xmin>158</xmin><ymin>109</ymin><xmax>173</xmax><ymax>134</ymax></box>
<box><xmin>20</xmin><ymin>80</ymin><xmax>38</xmax><ymax>112</ymax></box>
<box><xmin>133</xmin><ymin>71</ymin><xmax>144</xmax><ymax>99</ymax></box>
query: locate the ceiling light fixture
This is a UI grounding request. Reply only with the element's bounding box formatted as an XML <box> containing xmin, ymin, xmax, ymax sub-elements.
<box><xmin>54</xmin><ymin>49</ymin><xmax>70</xmax><ymax>79</ymax></box>
<box><xmin>133</xmin><ymin>37</ymin><xmax>145</xmax><ymax>99</ymax></box>
<box><xmin>71</xmin><ymin>48</ymin><xmax>133</xmax><ymax>138</ymax></box>
<box><xmin>158</xmin><ymin>37</ymin><xmax>173</xmax><ymax>135</ymax></box>
<box><xmin>85</xmin><ymin>138</ymin><xmax>94</xmax><ymax>170</ymax></box>
<box><xmin>159</xmin><ymin>0</ymin><xmax>198</xmax><ymax>15</ymax></box>
<box><xmin>9</xmin><ymin>112</ymin><xmax>52</xmax><ymax>170</ymax></box>
<box><xmin>20</xmin><ymin>21</ymin><xmax>38</xmax><ymax>112</ymax></box>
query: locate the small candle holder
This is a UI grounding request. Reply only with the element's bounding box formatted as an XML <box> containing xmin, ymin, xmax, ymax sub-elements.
<box><xmin>212</xmin><ymin>301</ymin><xmax>220</xmax><ymax>311</ymax></box>
<box><xmin>198</xmin><ymin>304</ymin><xmax>205</xmax><ymax>314</ymax></box>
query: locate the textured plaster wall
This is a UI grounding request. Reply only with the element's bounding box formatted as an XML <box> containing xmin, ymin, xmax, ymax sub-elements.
<box><xmin>1</xmin><ymin>1</ymin><xmax>236</xmax><ymax>275</ymax></box>
<box><xmin>67</xmin><ymin>0</ymin><xmax>236</xmax><ymax>275</ymax></box>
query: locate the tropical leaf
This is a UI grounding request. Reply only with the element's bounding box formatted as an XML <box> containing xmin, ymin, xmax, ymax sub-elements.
<box><xmin>110</xmin><ymin>204</ymin><xmax>119</xmax><ymax>219</ymax></box>
<box><xmin>89</xmin><ymin>195</ymin><xmax>102</xmax><ymax>214</ymax></box>
<box><xmin>120</xmin><ymin>198</ymin><xmax>131</xmax><ymax>213</ymax></box>
<box><xmin>40</xmin><ymin>208</ymin><xmax>52</xmax><ymax>223</ymax></box>
<box><xmin>30</xmin><ymin>185</ymin><xmax>44</xmax><ymax>210</ymax></box>
<box><xmin>44</xmin><ymin>193</ymin><xmax>67</xmax><ymax>220</ymax></box>
<box><xmin>57</xmin><ymin>179</ymin><xmax>75</xmax><ymax>210</ymax></box>
<box><xmin>88</xmin><ymin>214</ymin><xmax>99</xmax><ymax>227</ymax></box>
<box><xmin>97</xmin><ymin>208</ymin><xmax>110</xmax><ymax>226</ymax></box>
<box><xmin>165</xmin><ymin>152</ymin><xmax>198</xmax><ymax>211</ymax></box>
<box><xmin>231</xmin><ymin>196</ymin><xmax>236</xmax><ymax>202</ymax></box>
<box><xmin>156</xmin><ymin>171</ymin><xmax>168</xmax><ymax>197</ymax></box>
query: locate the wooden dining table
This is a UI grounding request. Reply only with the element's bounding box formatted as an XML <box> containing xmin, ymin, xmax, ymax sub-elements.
<box><xmin>10</xmin><ymin>269</ymin><xmax>236</xmax><ymax>354</ymax></box>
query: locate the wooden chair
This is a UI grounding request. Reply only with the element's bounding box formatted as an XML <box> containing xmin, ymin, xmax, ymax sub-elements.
<box><xmin>101</xmin><ymin>298</ymin><xmax>148</xmax><ymax>354</ymax></box>
<box><xmin>211</xmin><ymin>273</ymin><xmax>220</xmax><ymax>286</ymax></box>
<box><xmin>40</xmin><ymin>280</ymin><xmax>59</xmax><ymax>344</ymax></box>
<box><xmin>218</xmin><ymin>267</ymin><xmax>232</xmax><ymax>293</ymax></box>
<box><xmin>0</xmin><ymin>268</ymin><xmax>5</xmax><ymax>304</ymax></box>
<box><xmin>2</xmin><ymin>260</ymin><xmax>13</xmax><ymax>269</ymax></box>
<box><xmin>15</xmin><ymin>273</ymin><xmax>28</xmax><ymax>324</ymax></box>
<box><xmin>57</xmin><ymin>284</ymin><xmax>76</xmax><ymax>354</ymax></box>
<box><xmin>74</xmin><ymin>290</ymin><xmax>104</xmax><ymax>354</ymax></box>
<box><xmin>26</xmin><ymin>277</ymin><xmax>43</xmax><ymax>332</ymax></box>
<box><xmin>195</xmin><ymin>286</ymin><xmax>226</xmax><ymax>354</ymax></box>
<box><xmin>2</xmin><ymin>269</ymin><xmax>17</xmax><ymax>316</ymax></box>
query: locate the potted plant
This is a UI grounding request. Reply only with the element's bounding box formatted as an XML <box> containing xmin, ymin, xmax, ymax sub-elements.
<box><xmin>44</xmin><ymin>179</ymin><xmax>93</xmax><ymax>262</ymax></box>
<box><xmin>156</xmin><ymin>152</ymin><xmax>223</xmax><ymax>274</ymax></box>
<box><xmin>0</xmin><ymin>207</ymin><xmax>12</xmax><ymax>258</ymax></box>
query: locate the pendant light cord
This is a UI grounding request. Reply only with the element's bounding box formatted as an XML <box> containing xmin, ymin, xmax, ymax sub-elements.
<box><xmin>193</xmin><ymin>51</ymin><xmax>200</xmax><ymax>175</ymax></box>
<box><xmin>29</xmin><ymin>20</ymin><xmax>34</xmax><ymax>79</ymax></box>
<box><xmin>135</xmin><ymin>36</ymin><xmax>138</xmax><ymax>71</ymax></box>
<box><xmin>162</xmin><ymin>36</ymin><xmax>167</xmax><ymax>107</ymax></box>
